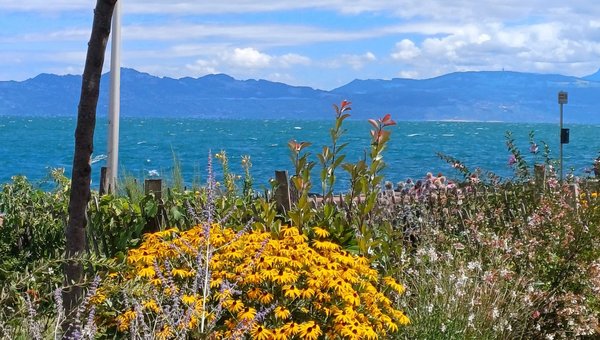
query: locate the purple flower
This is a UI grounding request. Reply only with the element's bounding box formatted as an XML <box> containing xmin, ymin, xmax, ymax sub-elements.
<box><xmin>529</xmin><ymin>143</ymin><xmax>539</xmax><ymax>154</ymax></box>
<box><xmin>508</xmin><ymin>155</ymin><xmax>517</xmax><ymax>166</ymax></box>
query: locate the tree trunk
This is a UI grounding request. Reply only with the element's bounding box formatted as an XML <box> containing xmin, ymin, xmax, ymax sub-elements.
<box><xmin>63</xmin><ymin>0</ymin><xmax>117</xmax><ymax>334</ymax></box>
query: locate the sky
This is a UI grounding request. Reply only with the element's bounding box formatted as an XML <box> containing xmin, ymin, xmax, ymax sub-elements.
<box><xmin>1</xmin><ymin>0</ymin><xmax>600</xmax><ymax>90</ymax></box>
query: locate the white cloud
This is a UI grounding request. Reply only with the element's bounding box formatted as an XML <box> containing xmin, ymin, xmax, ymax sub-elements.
<box><xmin>398</xmin><ymin>70</ymin><xmax>419</xmax><ymax>79</ymax></box>
<box><xmin>185</xmin><ymin>59</ymin><xmax>218</xmax><ymax>74</ymax></box>
<box><xmin>219</xmin><ymin>47</ymin><xmax>311</xmax><ymax>70</ymax></box>
<box><xmin>391</xmin><ymin>39</ymin><xmax>421</xmax><ymax>61</ymax></box>
<box><xmin>221</xmin><ymin>47</ymin><xmax>271</xmax><ymax>68</ymax></box>
<box><xmin>278</xmin><ymin>53</ymin><xmax>311</xmax><ymax>67</ymax></box>
<box><xmin>335</xmin><ymin>52</ymin><xmax>377</xmax><ymax>70</ymax></box>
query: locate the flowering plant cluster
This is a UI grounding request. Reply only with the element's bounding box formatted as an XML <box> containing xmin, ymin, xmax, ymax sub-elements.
<box><xmin>94</xmin><ymin>223</ymin><xmax>409</xmax><ymax>339</ymax></box>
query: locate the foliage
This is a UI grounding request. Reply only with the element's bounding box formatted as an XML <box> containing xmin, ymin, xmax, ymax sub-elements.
<box><xmin>0</xmin><ymin>170</ymin><xmax>68</xmax><ymax>278</ymax></box>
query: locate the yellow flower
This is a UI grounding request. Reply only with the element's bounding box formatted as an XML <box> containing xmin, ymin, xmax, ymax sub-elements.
<box><xmin>283</xmin><ymin>285</ymin><xmax>302</xmax><ymax>299</ymax></box>
<box><xmin>90</xmin><ymin>292</ymin><xmax>106</xmax><ymax>305</ymax></box>
<box><xmin>223</xmin><ymin>299</ymin><xmax>244</xmax><ymax>313</ymax></box>
<box><xmin>383</xmin><ymin>276</ymin><xmax>406</xmax><ymax>295</ymax></box>
<box><xmin>275</xmin><ymin>306</ymin><xmax>291</xmax><ymax>320</ymax></box>
<box><xmin>272</xmin><ymin>268</ymin><xmax>298</xmax><ymax>285</ymax></box>
<box><xmin>312</xmin><ymin>226</ymin><xmax>330</xmax><ymax>238</ymax></box>
<box><xmin>172</xmin><ymin>267</ymin><xmax>194</xmax><ymax>278</ymax></box>
<box><xmin>116</xmin><ymin>310</ymin><xmax>136</xmax><ymax>331</ymax></box>
<box><xmin>250</xmin><ymin>323</ymin><xmax>273</xmax><ymax>340</ymax></box>
<box><xmin>282</xmin><ymin>321</ymin><xmax>299</xmax><ymax>336</ymax></box>
<box><xmin>143</xmin><ymin>299</ymin><xmax>160</xmax><ymax>313</ymax></box>
<box><xmin>301</xmin><ymin>287</ymin><xmax>316</xmax><ymax>299</ymax></box>
<box><xmin>592</xmin><ymin>192</ymin><xmax>598</xmax><ymax>199</ymax></box>
<box><xmin>138</xmin><ymin>266</ymin><xmax>156</xmax><ymax>279</ymax></box>
<box><xmin>247</xmin><ymin>287</ymin><xmax>263</xmax><ymax>300</ymax></box>
<box><xmin>341</xmin><ymin>325</ymin><xmax>363</xmax><ymax>339</ymax></box>
<box><xmin>181</xmin><ymin>294</ymin><xmax>197</xmax><ymax>305</ymax></box>
<box><xmin>259</xmin><ymin>292</ymin><xmax>274</xmax><ymax>304</ymax></box>
<box><xmin>342</xmin><ymin>291</ymin><xmax>361</xmax><ymax>306</ymax></box>
<box><xmin>282</xmin><ymin>226</ymin><xmax>300</xmax><ymax>237</ymax></box>
<box><xmin>312</xmin><ymin>240</ymin><xmax>340</xmax><ymax>251</ymax></box>
<box><xmin>156</xmin><ymin>325</ymin><xmax>173</xmax><ymax>340</ymax></box>
<box><xmin>238</xmin><ymin>307</ymin><xmax>257</xmax><ymax>321</ymax></box>
<box><xmin>298</xmin><ymin>321</ymin><xmax>322</xmax><ymax>340</ymax></box>
<box><xmin>272</xmin><ymin>327</ymin><xmax>290</xmax><ymax>340</ymax></box>
<box><xmin>334</xmin><ymin>307</ymin><xmax>354</xmax><ymax>324</ymax></box>
<box><xmin>396</xmin><ymin>311</ymin><xmax>410</xmax><ymax>325</ymax></box>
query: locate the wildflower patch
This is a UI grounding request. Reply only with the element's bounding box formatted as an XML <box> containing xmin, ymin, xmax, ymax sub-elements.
<box><xmin>96</xmin><ymin>224</ymin><xmax>408</xmax><ymax>338</ymax></box>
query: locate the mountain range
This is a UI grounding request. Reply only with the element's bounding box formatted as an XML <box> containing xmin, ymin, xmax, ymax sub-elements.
<box><xmin>1</xmin><ymin>67</ymin><xmax>600</xmax><ymax>123</ymax></box>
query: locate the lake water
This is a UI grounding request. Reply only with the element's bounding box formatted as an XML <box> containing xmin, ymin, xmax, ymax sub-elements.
<box><xmin>0</xmin><ymin>116</ymin><xmax>598</xmax><ymax>189</ymax></box>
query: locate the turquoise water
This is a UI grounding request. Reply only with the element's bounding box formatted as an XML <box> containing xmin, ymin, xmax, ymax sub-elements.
<box><xmin>0</xmin><ymin>116</ymin><xmax>598</xmax><ymax>189</ymax></box>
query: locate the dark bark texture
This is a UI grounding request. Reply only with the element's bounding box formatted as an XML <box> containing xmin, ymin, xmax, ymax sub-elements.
<box><xmin>63</xmin><ymin>0</ymin><xmax>116</xmax><ymax>334</ymax></box>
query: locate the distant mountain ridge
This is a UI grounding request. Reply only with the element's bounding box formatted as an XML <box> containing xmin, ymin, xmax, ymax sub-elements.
<box><xmin>1</xmin><ymin>67</ymin><xmax>599</xmax><ymax>123</ymax></box>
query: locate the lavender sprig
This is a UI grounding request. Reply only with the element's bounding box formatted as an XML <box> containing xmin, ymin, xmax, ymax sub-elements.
<box><xmin>24</xmin><ymin>293</ymin><xmax>42</xmax><ymax>340</ymax></box>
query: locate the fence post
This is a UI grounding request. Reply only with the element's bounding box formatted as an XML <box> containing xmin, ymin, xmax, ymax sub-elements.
<box><xmin>274</xmin><ymin>171</ymin><xmax>292</xmax><ymax>214</ymax></box>
<box><xmin>534</xmin><ymin>164</ymin><xmax>545</xmax><ymax>202</ymax></box>
<box><xmin>99</xmin><ymin>166</ymin><xmax>108</xmax><ymax>196</ymax></box>
<box><xmin>144</xmin><ymin>179</ymin><xmax>163</xmax><ymax>233</ymax></box>
<box><xmin>568</xmin><ymin>183</ymin><xmax>579</xmax><ymax>211</ymax></box>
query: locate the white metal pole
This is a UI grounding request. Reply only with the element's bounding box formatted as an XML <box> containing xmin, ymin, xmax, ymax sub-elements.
<box><xmin>106</xmin><ymin>0</ymin><xmax>121</xmax><ymax>193</ymax></box>
<box><xmin>559</xmin><ymin>102</ymin><xmax>563</xmax><ymax>182</ymax></box>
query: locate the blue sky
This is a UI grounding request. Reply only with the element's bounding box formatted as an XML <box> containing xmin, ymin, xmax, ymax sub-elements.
<box><xmin>1</xmin><ymin>0</ymin><xmax>600</xmax><ymax>90</ymax></box>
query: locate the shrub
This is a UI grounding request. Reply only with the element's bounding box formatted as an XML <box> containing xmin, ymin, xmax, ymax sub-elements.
<box><xmin>95</xmin><ymin>224</ymin><xmax>409</xmax><ymax>339</ymax></box>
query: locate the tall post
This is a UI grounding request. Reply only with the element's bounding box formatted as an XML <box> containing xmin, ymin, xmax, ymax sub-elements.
<box><xmin>106</xmin><ymin>0</ymin><xmax>121</xmax><ymax>193</ymax></box>
<box><xmin>558</xmin><ymin>91</ymin><xmax>568</xmax><ymax>182</ymax></box>
<box><xmin>560</xmin><ymin>101</ymin><xmax>563</xmax><ymax>181</ymax></box>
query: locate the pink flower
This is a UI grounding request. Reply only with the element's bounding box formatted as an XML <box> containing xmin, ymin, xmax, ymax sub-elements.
<box><xmin>508</xmin><ymin>155</ymin><xmax>517</xmax><ymax>166</ymax></box>
<box><xmin>529</xmin><ymin>143</ymin><xmax>539</xmax><ymax>154</ymax></box>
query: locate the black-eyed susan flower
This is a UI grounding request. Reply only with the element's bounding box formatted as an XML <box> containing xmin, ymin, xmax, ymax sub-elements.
<box><xmin>274</xmin><ymin>306</ymin><xmax>291</xmax><ymax>320</ymax></box>
<box><xmin>298</xmin><ymin>321</ymin><xmax>322</xmax><ymax>340</ymax></box>
<box><xmin>238</xmin><ymin>306</ymin><xmax>257</xmax><ymax>321</ymax></box>
<box><xmin>384</xmin><ymin>276</ymin><xmax>406</xmax><ymax>294</ymax></box>
<box><xmin>313</xmin><ymin>240</ymin><xmax>340</xmax><ymax>251</ymax></box>
<box><xmin>283</xmin><ymin>285</ymin><xmax>302</xmax><ymax>299</ymax></box>
<box><xmin>282</xmin><ymin>321</ymin><xmax>299</xmax><ymax>336</ymax></box>
<box><xmin>272</xmin><ymin>268</ymin><xmax>298</xmax><ymax>285</ymax></box>
<box><xmin>312</xmin><ymin>226</ymin><xmax>330</xmax><ymax>238</ymax></box>
<box><xmin>342</xmin><ymin>291</ymin><xmax>361</xmax><ymax>306</ymax></box>
<box><xmin>272</xmin><ymin>327</ymin><xmax>289</xmax><ymax>340</ymax></box>
<box><xmin>181</xmin><ymin>294</ymin><xmax>196</xmax><ymax>305</ymax></box>
<box><xmin>250</xmin><ymin>323</ymin><xmax>273</xmax><ymax>340</ymax></box>
<box><xmin>115</xmin><ymin>310</ymin><xmax>136</xmax><ymax>331</ymax></box>
<box><xmin>259</xmin><ymin>291</ymin><xmax>274</xmax><ymax>304</ymax></box>
<box><xmin>223</xmin><ymin>299</ymin><xmax>244</xmax><ymax>313</ymax></box>
<box><xmin>334</xmin><ymin>306</ymin><xmax>355</xmax><ymax>324</ymax></box>
<box><xmin>172</xmin><ymin>267</ymin><xmax>194</xmax><ymax>278</ymax></box>
<box><xmin>137</xmin><ymin>266</ymin><xmax>155</xmax><ymax>279</ymax></box>
<box><xmin>143</xmin><ymin>299</ymin><xmax>160</xmax><ymax>313</ymax></box>
<box><xmin>247</xmin><ymin>287</ymin><xmax>263</xmax><ymax>300</ymax></box>
<box><xmin>301</xmin><ymin>287</ymin><xmax>315</xmax><ymax>299</ymax></box>
<box><xmin>156</xmin><ymin>325</ymin><xmax>173</xmax><ymax>340</ymax></box>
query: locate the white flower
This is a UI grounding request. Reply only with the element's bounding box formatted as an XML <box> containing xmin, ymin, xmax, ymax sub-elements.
<box><xmin>468</xmin><ymin>314</ymin><xmax>475</xmax><ymax>328</ymax></box>
<box><xmin>427</xmin><ymin>247</ymin><xmax>438</xmax><ymax>262</ymax></box>
<box><xmin>492</xmin><ymin>307</ymin><xmax>499</xmax><ymax>320</ymax></box>
<box><xmin>467</xmin><ymin>261</ymin><xmax>481</xmax><ymax>271</ymax></box>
